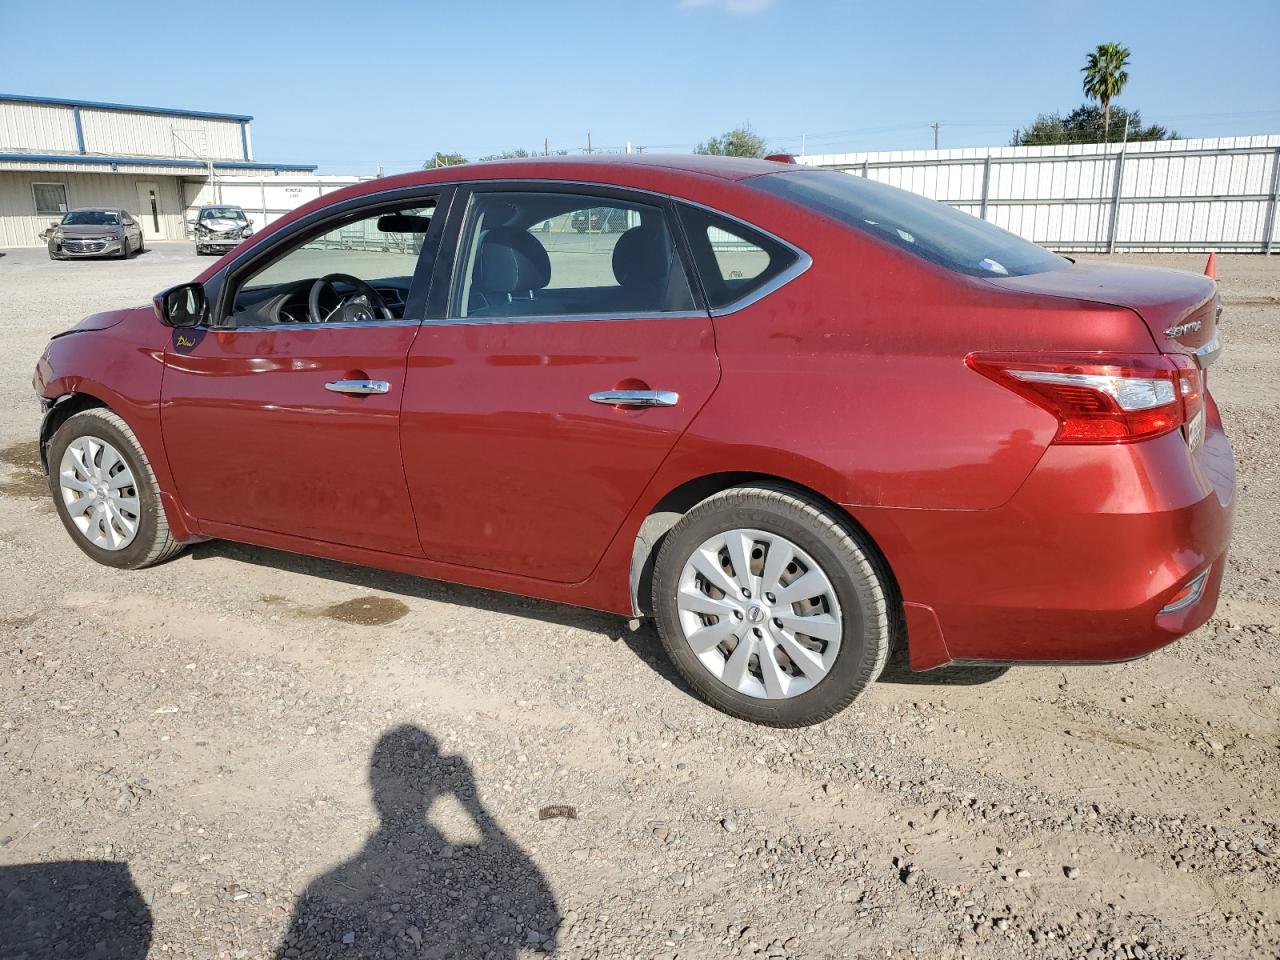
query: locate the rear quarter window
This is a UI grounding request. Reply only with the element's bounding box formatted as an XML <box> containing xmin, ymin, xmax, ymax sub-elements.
<box><xmin>752</xmin><ymin>169</ymin><xmax>1067</xmax><ymax>278</ymax></box>
<box><xmin>677</xmin><ymin>205</ymin><xmax>800</xmax><ymax>310</ymax></box>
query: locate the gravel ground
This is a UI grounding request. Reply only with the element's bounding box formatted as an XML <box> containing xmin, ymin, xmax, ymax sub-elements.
<box><xmin>0</xmin><ymin>243</ymin><xmax>1278</xmax><ymax>960</ymax></box>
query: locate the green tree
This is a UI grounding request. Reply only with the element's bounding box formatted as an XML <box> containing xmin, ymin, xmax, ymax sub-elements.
<box><xmin>424</xmin><ymin>151</ymin><xmax>466</xmax><ymax>169</ymax></box>
<box><xmin>694</xmin><ymin>124</ymin><xmax>769</xmax><ymax>158</ymax></box>
<box><xmin>1081</xmin><ymin>43</ymin><xmax>1131</xmax><ymax>139</ymax></box>
<box><xmin>1010</xmin><ymin>104</ymin><xmax>1177</xmax><ymax>146</ymax></box>
<box><xmin>479</xmin><ymin>148</ymin><xmax>533</xmax><ymax>161</ymax></box>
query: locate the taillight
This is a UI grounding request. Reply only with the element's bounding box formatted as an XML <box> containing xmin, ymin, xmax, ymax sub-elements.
<box><xmin>967</xmin><ymin>353</ymin><xmax>1197</xmax><ymax>444</ymax></box>
<box><xmin>1170</xmin><ymin>354</ymin><xmax>1204</xmax><ymax>423</ymax></box>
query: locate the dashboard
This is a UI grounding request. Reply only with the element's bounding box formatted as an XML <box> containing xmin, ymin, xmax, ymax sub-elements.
<box><xmin>229</xmin><ymin>276</ymin><xmax>414</xmax><ymax>326</ymax></box>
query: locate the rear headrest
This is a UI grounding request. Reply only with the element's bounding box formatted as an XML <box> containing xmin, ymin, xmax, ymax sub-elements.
<box><xmin>612</xmin><ymin>225</ymin><xmax>671</xmax><ymax>290</ymax></box>
<box><xmin>472</xmin><ymin>227</ymin><xmax>551</xmax><ymax>294</ymax></box>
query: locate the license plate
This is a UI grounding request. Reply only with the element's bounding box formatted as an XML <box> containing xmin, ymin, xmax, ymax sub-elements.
<box><xmin>1186</xmin><ymin>407</ymin><xmax>1205</xmax><ymax>450</ymax></box>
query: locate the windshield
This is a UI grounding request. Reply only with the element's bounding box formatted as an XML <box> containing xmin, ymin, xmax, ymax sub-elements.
<box><xmin>61</xmin><ymin>211</ymin><xmax>120</xmax><ymax>226</ymax></box>
<box><xmin>200</xmin><ymin>207</ymin><xmax>247</xmax><ymax>221</ymax></box>
<box><xmin>752</xmin><ymin>169</ymin><xmax>1067</xmax><ymax>278</ymax></box>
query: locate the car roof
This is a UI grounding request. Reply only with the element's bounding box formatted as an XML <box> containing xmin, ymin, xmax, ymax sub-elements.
<box><xmin>68</xmin><ymin>207</ymin><xmax>124</xmax><ymax>213</ymax></box>
<box><xmin>366</xmin><ymin>153</ymin><xmax>797</xmax><ymax>195</ymax></box>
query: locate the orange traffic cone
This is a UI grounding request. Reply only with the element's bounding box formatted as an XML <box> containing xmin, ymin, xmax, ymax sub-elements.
<box><xmin>1204</xmin><ymin>252</ymin><xmax>1217</xmax><ymax>279</ymax></box>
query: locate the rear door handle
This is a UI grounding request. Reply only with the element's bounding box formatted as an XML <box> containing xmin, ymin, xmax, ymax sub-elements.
<box><xmin>325</xmin><ymin>379</ymin><xmax>391</xmax><ymax>395</ymax></box>
<box><xmin>589</xmin><ymin>390</ymin><xmax>679</xmax><ymax>408</ymax></box>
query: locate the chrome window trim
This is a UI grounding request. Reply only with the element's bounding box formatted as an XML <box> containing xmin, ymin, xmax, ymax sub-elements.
<box><xmin>707</xmin><ymin>251</ymin><xmax>812</xmax><ymax>317</ymax></box>
<box><xmin>210</xmin><ymin>176</ymin><xmax>814</xmax><ymax>325</ymax></box>
<box><xmin>423</xmin><ymin>310</ymin><xmax>708</xmax><ymax>328</ymax></box>
<box><xmin>674</xmin><ymin>195</ymin><xmax>814</xmax><ymax>317</ymax></box>
<box><xmin>217</xmin><ymin>318</ymin><xmax>424</xmax><ymax>333</ymax></box>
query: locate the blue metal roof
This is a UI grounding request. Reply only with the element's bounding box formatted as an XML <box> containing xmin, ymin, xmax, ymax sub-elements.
<box><xmin>0</xmin><ymin>93</ymin><xmax>253</xmax><ymax>123</ymax></box>
<box><xmin>0</xmin><ymin>152</ymin><xmax>317</xmax><ymax>173</ymax></box>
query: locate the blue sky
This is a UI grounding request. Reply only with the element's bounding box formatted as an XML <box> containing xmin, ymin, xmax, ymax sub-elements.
<box><xmin>3</xmin><ymin>0</ymin><xmax>1278</xmax><ymax>174</ymax></box>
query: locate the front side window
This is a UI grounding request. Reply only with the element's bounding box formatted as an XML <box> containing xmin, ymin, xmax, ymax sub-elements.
<box><xmin>677</xmin><ymin>205</ymin><xmax>799</xmax><ymax>310</ymax></box>
<box><xmin>752</xmin><ymin>169</ymin><xmax>1067</xmax><ymax>278</ymax></box>
<box><xmin>227</xmin><ymin>202</ymin><xmax>436</xmax><ymax>326</ymax></box>
<box><xmin>33</xmin><ymin>182</ymin><xmax>68</xmax><ymax>217</ymax></box>
<box><xmin>62</xmin><ymin>210</ymin><xmax>120</xmax><ymax>226</ymax></box>
<box><xmin>452</xmin><ymin>191</ymin><xmax>694</xmax><ymax>320</ymax></box>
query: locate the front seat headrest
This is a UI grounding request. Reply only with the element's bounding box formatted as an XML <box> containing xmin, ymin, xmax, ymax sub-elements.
<box><xmin>472</xmin><ymin>227</ymin><xmax>551</xmax><ymax>294</ymax></box>
<box><xmin>612</xmin><ymin>225</ymin><xmax>671</xmax><ymax>290</ymax></box>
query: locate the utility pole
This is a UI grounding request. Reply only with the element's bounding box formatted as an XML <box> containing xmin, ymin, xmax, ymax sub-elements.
<box><xmin>800</xmin><ymin>133</ymin><xmax>806</xmax><ymax>156</ymax></box>
<box><xmin>931</xmin><ymin>122</ymin><xmax>940</xmax><ymax>150</ymax></box>
<box><xmin>586</xmin><ymin>131</ymin><xmax>593</xmax><ymax>155</ymax></box>
<box><xmin>544</xmin><ymin>137</ymin><xmax>549</xmax><ymax>157</ymax></box>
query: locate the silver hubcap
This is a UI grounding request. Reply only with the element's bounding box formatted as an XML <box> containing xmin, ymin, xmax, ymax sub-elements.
<box><xmin>676</xmin><ymin>528</ymin><xmax>843</xmax><ymax>699</ymax></box>
<box><xmin>58</xmin><ymin>435</ymin><xmax>140</xmax><ymax>551</ymax></box>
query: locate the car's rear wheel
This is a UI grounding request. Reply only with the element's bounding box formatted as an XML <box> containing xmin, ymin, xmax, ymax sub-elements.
<box><xmin>47</xmin><ymin>408</ymin><xmax>184</xmax><ymax>569</ymax></box>
<box><xmin>652</xmin><ymin>485</ymin><xmax>892</xmax><ymax>727</ymax></box>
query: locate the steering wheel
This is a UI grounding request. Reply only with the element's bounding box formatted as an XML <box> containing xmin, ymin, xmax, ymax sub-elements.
<box><xmin>306</xmin><ymin>273</ymin><xmax>393</xmax><ymax>324</ymax></box>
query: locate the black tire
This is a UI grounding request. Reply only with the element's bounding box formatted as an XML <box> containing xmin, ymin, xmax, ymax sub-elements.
<box><xmin>651</xmin><ymin>485</ymin><xmax>892</xmax><ymax>727</ymax></box>
<box><xmin>46</xmin><ymin>408</ymin><xmax>185</xmax><ymax>569</ymax></box>
<box><xmin>137</xmin><ymin>234</ymin><xmax>145</xmax><ymax>254</ymax></box>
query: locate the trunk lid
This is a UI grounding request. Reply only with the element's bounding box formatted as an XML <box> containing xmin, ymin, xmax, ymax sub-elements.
<box><xmin>987</xmin><ymin>259</ymin><xmax>1220</xmax><ymax>365</ymax></box>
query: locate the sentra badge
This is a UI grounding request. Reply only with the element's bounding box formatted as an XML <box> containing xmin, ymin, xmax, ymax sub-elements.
<box><xmin>1163</xmin><ymin>320</ymin><xmax>1202</xmax><ymax>338</ymax></box>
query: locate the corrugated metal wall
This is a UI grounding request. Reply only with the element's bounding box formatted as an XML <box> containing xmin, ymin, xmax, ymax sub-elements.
<box><xmin>0</xmin><ymin>103</ymin><xmax>78</xmax><ymax>154</ymax></box>
<box><xmin>78</xmin><ymin>108</ymin><xmax>244</xmax><ymax>160</ymax></box>
<box><xmin>802</xmin><ymin>135</ymin><xmax>1280</xmax><ymax>252</ymax></box>
<box><xmin>0</xmin><ymin>172</ymin><xmax>185</xmax><ymax>247</ymax></box>
<box><xmin>0</xmin><ymin>100</ymin><xmax>247</xmax><ymax>161</ymax></box>
<box><xmin>183</xmin><ymin>175</ymin><xmax>367</xmax><ymax>234</ymax></box>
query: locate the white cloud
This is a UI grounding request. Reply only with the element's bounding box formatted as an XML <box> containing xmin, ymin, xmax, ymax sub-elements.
<box><xmin>680</xmin><ymin>0</ymin><xmax>777</xmax><ymax>14</ymax></box>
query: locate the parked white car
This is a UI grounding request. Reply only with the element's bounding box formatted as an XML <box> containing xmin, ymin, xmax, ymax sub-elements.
<box><xmin>189</xmin><ymin>205</ymin><xmax>254</xmax><ymax>256</ymax></box>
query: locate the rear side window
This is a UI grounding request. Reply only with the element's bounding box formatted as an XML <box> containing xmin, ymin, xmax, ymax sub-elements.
<box><xmin>677</xmin><ymin>205</ymin><xmax>799</xmax><ymax>310</ymax></box>
<box><xmin>752</xmin><ymin>169</ymin><xmax>1067</xmax><ymax>278</ymax></box>
<box><xmin>453</xmin><ymin>191</ymin><xmax>695</xmax><ymax>320</ymax></box>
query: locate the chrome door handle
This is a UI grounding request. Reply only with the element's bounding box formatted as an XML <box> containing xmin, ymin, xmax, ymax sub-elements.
<box><xmin>589</xmin><ymin>390</ymin><xmax>679</xmax><ymax>408</ymax></box>
<box><xmin>325</xmin><ymin>379</ymin><xmax>391</xmax><ymax>395</ymax></box>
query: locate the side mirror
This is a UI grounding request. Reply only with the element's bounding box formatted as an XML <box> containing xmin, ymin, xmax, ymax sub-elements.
<box><xmin>154</xmin><ymin>282</ymin><xmax>206</xmax><ymax>328</ymax></box>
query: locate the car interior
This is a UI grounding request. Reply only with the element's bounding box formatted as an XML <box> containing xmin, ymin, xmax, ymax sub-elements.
<box><xmin>458</xmin><ymin>194</ymin><xmax>695</xmax><ymax>319</ymax></box>
<box><xmin>227</xmin><ymin>206</ymin><xmax>435</xmax><ymax>327</ymax></box>
<box><xmin>223</xmin><ymin>192</ymin><xmax>705</xmax><ymax>328</ymax></box>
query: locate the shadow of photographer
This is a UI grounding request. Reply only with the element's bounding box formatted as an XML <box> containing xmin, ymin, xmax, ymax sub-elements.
<box><xmin>277</xmin><ymin>724</ymin><xmax>559</xmax><ymax>959</ymax></box>
<box><xmin>0</xmin><ymin>859</ymin><xmax>151</xmax><ymax>959</ymax></box>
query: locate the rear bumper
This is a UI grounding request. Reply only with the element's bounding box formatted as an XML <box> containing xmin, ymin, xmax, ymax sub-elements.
<box><xmin>855</xmin><ymin>400</ymin><xmax>1235</xmax><ymax>668</ymax></box>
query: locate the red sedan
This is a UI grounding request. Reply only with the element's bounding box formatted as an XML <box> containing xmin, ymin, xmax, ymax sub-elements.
<box><xmin>32</xmin><ymin>155</ymin><xmax>1233</xmax><ymax>726</ymax></box>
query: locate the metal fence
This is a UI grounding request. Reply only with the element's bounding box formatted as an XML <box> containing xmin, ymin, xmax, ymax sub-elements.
<box><xmin>800</xmin><ymin>135</ymin><xmax>1280</xmax><ymax>253</ymax></box>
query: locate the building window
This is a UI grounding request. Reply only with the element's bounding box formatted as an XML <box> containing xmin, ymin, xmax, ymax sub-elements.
<box><xmin>33</xmin><ymin>183</ymin><xmax>69</xmax><ymax>217</ymax></box>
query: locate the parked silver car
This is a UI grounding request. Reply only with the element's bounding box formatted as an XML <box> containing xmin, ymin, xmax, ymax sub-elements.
<box><xmin>46</xmin><ymin>208</ymin><xmax>144</xmax><ymax>260</ymax></box>
<box><xmin>190</xmin><ymin>205</ymin><xmax>254</xmax><ymax>255</ymax></box>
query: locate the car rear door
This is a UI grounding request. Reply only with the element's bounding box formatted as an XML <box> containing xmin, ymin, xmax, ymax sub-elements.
<box><xmin>161</xmin><ymin>188</ymin><xmax>451</xmax><ymax>555</ymax></box>
<box><xmin>401</xmin><ymin>184</ymin><xmax>720</xmax><ymax>583</ymax></box>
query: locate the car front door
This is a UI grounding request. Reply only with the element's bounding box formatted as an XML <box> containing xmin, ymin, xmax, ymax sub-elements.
<box><xmin>401</xmin><ymin>185</ymin><xmax>721</xmax><ymax>583</ymax></box>
<box><xmin>161</xmin><ymin>190</ymin><xmax>449</xmax><ymax>555</ymax></box>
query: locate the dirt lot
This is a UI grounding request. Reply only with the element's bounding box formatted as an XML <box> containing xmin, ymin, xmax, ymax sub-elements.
<box><xmin>0</xmin><ymin>243</ymin><xmax>1277</xmax><ymax>960</ymax></box>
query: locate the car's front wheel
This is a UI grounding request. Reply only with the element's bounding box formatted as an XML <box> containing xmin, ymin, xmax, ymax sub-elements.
<box><xmin>46</xmin><ymin>408</ymin><xmax>184</xmax><ymax>569</ymax></box>
<box><xmin>652</xmin><ymin>485</ymin><xmax>893</xmax><ymax>727</ymax></box>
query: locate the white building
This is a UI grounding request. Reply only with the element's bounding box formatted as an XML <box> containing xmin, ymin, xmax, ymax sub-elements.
<box><xmin>0</xmin><ymin>93</ymin><xmax>320</xmax><ymax>247</ymax></box>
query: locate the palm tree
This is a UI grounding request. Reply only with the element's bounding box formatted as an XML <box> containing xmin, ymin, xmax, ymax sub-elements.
<box><xmin>1081</xmin><ymin>43</ymin><xmax>1131</xmax><ymax>140</ymax></box>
